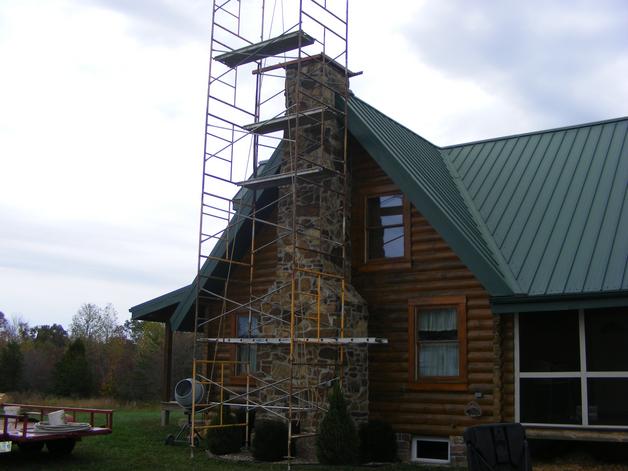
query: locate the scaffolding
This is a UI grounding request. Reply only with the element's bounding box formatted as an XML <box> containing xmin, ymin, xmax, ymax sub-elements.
<box><xmin>190</xmin><ymin>0</ymin><xmax>385</xmax><ymax>462</ymax></box>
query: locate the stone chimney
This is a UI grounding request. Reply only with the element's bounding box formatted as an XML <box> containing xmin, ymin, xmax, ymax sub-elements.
<box><xmin>256</xmin><ymin>56</ymin><xmax>369</xmax><ymax>432</ymax></box>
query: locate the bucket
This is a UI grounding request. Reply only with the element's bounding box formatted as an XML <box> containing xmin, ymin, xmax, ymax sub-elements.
<box><xmin>48</xmin><ymin>409</ymin><xmax>66</xmax><ymax>426</ymax></box>
<box><xmin>174</xmin><ymin>378</ymin><xmax>205</xmax><ymax>409</ymax></box>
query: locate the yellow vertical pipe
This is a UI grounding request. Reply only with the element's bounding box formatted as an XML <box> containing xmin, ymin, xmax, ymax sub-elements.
<box><xmin>317</xmin><ymin>275</ymin><xmax>321</xmax><ymax>338</ymax></box>
<box><xmin>340</xmin><ymin>279</ymin><xmax>346</xmax><ymax>382</ymax></box>
<box><xmin>191</xmin><ymin>361</ymin><xmax>197</xmax><ymax>450</ymax></box>
<box><xmin>290</xmin><ymin>277</ymin><xmax>295</xmax><ymax>357</ymax></box>
<box><xmin>220</xmin><ymin>363</ymin><xmax>224</xmax><ymax>425</ymax></box>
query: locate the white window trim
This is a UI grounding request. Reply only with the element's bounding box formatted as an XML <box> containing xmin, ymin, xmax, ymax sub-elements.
<box><xmin>515</xmin><ymin>310</ymin><xmax>628</xmax><ymax>430</ymax></box>
<box><xmin>411</xmin><ymin>436</ymin><xmax>450</xmax><ymax>464</ymax></box>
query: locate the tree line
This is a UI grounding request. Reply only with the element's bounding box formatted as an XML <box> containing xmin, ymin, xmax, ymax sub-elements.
<box><xmin>0</xmin><ymin>304</ymin><xmax>193</xmax><ymax>402</ymax></box>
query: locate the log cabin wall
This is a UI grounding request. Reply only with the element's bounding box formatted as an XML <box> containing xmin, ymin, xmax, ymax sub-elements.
<box><xmin>349</xmin><ymin>137</ymin><xmax>514</xmax><ymax>463</ymax></box>
<box><xmin>201</xmin><ymin>208</ymin><xmax>279</xmax><ymax>382</ymax></box>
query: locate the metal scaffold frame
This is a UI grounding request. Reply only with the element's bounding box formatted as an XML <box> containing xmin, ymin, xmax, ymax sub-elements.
<box><xmin>190</xmin><ymin>0</ymin><xmax>385</xmax><ymax>463</ymax></box>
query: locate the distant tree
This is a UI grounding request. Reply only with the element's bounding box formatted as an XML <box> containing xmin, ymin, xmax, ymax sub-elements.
<box><xmin>122</xmin><ymin>319</ymin><xmax>144</xmax><ymax>343</ymax></box>
<box><xmin>0</xmin><ymin>311</ymin><xmax>7</xmax><ymax>339</ymax></box>
<box><xmin>1</xmin><ymin>315</ymin><xmax>30</xmax><ymax>342</ymax></box>
<box><xmin>53</xmin><ymin>338</ymin><xmax>93</xmax><ymax>397</ymax></box>
<box><xmin>29</xmin><ymin>324</ymin><xmax>69</xmax><ymax>347</ymax></box>
<box><xmin>99</xmin><ymin>335</ymin><xmax>135</xmax><ymax>398</ymax></box>
<box><xmin>0</xmin><ymin>340</ymin><xmax>23</xmax><ymax>391</ymax></box>
<box><xmin>21</xmin><ymin>324</ymin><xmax>68</xmax><ymax>393</ymax></box>
<box><xmin>69</xmin><ymin>303</ymin><xmax>122</xmax><ymax>393</ymax></box>
<box><xmin>70</xmin><ymin>303</ymin><xmax>104</xmax><ymax>341</ymax></box>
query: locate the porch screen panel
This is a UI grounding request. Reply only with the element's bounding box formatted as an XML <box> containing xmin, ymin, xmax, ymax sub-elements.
<box><xmin>518</xmin><ymin>307</ymin><xmax>628</xmax><ymax>427</ymax></box>
<box><xmin>519</xmin><ymin>310</ymin><xmax>579</xmax><ymax>372</ymax></box>
<box><xmin>585</xmin><ymin>309</ymin><xmax>628</xmax><ymax>371</ymax></box>
<box><xmin>520</xmin><ymin>378</ymin><xmax>581</xmax><ymax>424</ymax></box>
<box><xmin>587</xmin><ymin>378</ymin><xmax>628</xmax><ymax>426</ymax></box>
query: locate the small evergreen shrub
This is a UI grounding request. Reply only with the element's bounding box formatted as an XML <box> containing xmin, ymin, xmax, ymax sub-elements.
<box><xmin>251</xmin><ymin>419</ymin><xmax>288</xmax><ymax>461</ymax></box>
<box><xmin>206</xmin><ymin>408</ymin><xmax>243</xmax><ymax>455</ymax></box>
<box><xmin>359</xmin><ymin>419</ymin><xmax>398</xmax><ymax>462</ymax></box>
<box><xmin>316</xmin><ymin>382</ymin><xmax>359</xmax><ymax>465</ymax></box>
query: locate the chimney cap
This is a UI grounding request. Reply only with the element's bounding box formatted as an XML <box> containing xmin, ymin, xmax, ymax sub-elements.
<box><xmin>252</xmin><ymin>52</ymin><xmax>360</xmax><ymax>78</ymax></box>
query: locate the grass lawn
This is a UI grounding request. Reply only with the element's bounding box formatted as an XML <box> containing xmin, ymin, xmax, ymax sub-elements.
<box><xmin>0</xmin><ymin>408</ymin><xmax>460</xmax><ymax>471</ymax></box>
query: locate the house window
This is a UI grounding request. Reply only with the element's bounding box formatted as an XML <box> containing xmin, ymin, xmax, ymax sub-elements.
<box><xmin>516</xmin><ymin>307</ymin><xmax>628</xmax><ymax>427</ymax></box>
<box><xmin>411</xmin><ymin>437</ymin><xmax>450</xmax><ymax>464</ymax></box>
<box><xmin>408</xmin><ymin>297</ymin><xmax>467</xmax><ymax>390</ymax></box>
<box><xmin>365</xmin><ymin>193</ymin><xmax>405</xmax><ymax>261</ymax></box>
<box><xmin>235</xmin><ymin>313</ymin><xmax>258</xmax><ymax>376</ymax></box>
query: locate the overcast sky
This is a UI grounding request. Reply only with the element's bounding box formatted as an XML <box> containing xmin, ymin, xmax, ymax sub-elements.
<box><xmin>1</xmin><ymin>0</ymin><xmax>627</xmax><ymax>329</ymax></box>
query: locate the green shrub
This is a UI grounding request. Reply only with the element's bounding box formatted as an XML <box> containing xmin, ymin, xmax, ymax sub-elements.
<box><xmin>252</xmin><ymin>419</ymin><xmax>288</xmax><ymax>461</ymax></box>
<box><xmin>206</xmin><ymin>408</ymin><xmax>243</xmax><ymax>455</ymax></box>
<box><xmin>359</xmin><ymin>419</ymin><xmax>398</xmax><ymax>462</ymax></box>
<box><xmin>316</xmin><ymin>382</ymin><xmax>359</xmax><ymax>465</ymax></box>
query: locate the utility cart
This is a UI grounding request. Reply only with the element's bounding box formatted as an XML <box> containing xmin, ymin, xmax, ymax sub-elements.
<box><xmin>0</xmin><ymin>403</ymin><xmax>113</xmax><ymax>455</ymax></box>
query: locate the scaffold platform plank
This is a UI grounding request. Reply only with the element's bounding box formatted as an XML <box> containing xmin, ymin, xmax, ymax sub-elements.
<box><xmin>235</xmin><ymin>167</ymin><xmax>330</xmax><ymax>190</ymax></box>
<box><xmin>197</xmin><ymin>337</ymin><xmax>388</xmax><ymax>345</ymax></box>
<box><xmin>243</xmin><ymin>107</ymin><xmax>332</xmax><ymax>134</ymax></box>
<box><xmin>215</xmin><ymin>30</ymin><xmax>315</xmax><ymax>68</ymax></box>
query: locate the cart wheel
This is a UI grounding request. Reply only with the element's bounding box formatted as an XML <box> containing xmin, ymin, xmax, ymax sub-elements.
<box><xmin>17</xmin><ymin>441</ymin><xmax>45</xmax><ymax>453</ymax></box>
<box><xmin>165</xmin><ymin>435</ymin><xmax>175</xmax><ymax>446</ymax></box>
<box><xmin>46</xmin><ymin>438</ymin><xmax>76</xmax><ymax>456</ymax></box>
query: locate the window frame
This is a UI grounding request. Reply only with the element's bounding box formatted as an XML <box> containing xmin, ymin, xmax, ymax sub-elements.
<box><xmin>411</xmin><ymin>436</ymin><xmax>451</xmax><ymax>464</ymax></box>
<box><xmin>515</xmin><ymin>309</ymin><xmax>628</xmax><ymax>429</ymax></box>
<box><xmin>230</xmin><ymin>312</ymin><xmax>258</xmax><ymax>385</ymax></box>
<box><xmin>360</xmin><ymin>184</ymin><xmax>411</xmax><ymax>271</ymax></box>
<box><xmin>408</xmin><ymin>296</ymin><xmax>468</xmax><ymax>391</ymax></box>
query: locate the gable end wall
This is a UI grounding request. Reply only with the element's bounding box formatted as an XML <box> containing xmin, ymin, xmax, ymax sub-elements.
<box><xmin>349</xmin><ymin>137</ymin><xmax>515</xmax><ymax>462</ymax></box>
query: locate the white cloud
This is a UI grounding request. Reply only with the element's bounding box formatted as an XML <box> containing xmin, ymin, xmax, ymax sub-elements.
<box><xmin>1</xmin><ymin>0</ymin><xmax>627</xmax><ymax>327</ymax></box>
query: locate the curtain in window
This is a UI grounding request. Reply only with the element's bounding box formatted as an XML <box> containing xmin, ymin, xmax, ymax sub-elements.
<box><xmin>418</xmin><ymin>308</ymin><xmax>459</xmax><ymax>377</ymax></box>
<box><xmin>419</xmin><ymin>344</ymin><xmax>459</xmax><ymax>376</ymax></box>
<box><xmin>418</xmin><ymin>308</ymin><xmax>457</xmax><ymax>332</ymax></box>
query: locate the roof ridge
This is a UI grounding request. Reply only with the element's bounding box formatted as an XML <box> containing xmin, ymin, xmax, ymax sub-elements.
<box><xmin>443</xmin><ymin>115</ymin><xmax>628</xmax><ymax>150</ymax></box>
<box><xmin>439</xmin><ymin>148</ymin><xmax>522</xmax><ymax>294</ymax></box>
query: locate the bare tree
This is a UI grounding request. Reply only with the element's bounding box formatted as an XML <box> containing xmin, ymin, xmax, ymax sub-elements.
<box><xmin>70</xmin><ymin>303</ymin><xmax>118</xmax><ymax>342</ymax></box>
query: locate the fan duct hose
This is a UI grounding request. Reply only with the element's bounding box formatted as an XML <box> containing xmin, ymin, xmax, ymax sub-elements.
<box><xmin>174</xmin><ymin>378</ymin><xmax>205</xmax><ymax>408</ymax></box>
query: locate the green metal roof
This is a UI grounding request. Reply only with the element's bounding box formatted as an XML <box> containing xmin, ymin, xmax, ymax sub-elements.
<box><xmin>444</xmin><ymin>117</ymin><xmax>628</xmax><ymax>299</ymax></box>
<box><xmin>129</xmin><ymin>285</ymin><xmax>189</xmax><ymax>323</ymax></box>
<box><xmin>131</xmin><ymin>97</ymin><xmax>628</xmax><ymax>323</ymax></box>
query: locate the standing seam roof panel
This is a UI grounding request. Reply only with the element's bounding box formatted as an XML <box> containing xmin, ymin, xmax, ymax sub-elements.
<box><xmin>499</xmin><ymin>131</ymin><xmax>566</xmax><ymax>260</ymax></box>
<box><xmin>510</xmin><ymin>128</ymin><xmax>587</xmax><ymax>288</ymax></box>
<box><xmin>552</xmin><ymin>124</ymin><xmax>616</xmax><ymax>293</ymax></box>
<box><xmin>492</xmin><ymin>133</ymin><xmax>553</xmax><ymax>249</ymax></box>
<box><xmin>530</xmin><ymin>125</ymin><xmax>603</xmax><ymax>295</ymax></box>
<box><xmin>486</xmin><ymin>134</ymin><xmax>545</xmax><ymax>237</ymax></box>
<box><xmin>565</xmin><ymin>122</ymin><xmax>626</xmax><ymax>292</ymax></box>
<box><xmin>445</xmin><ymin>116</ymin><xmax>628</xmax><ymax>298</ymax></box>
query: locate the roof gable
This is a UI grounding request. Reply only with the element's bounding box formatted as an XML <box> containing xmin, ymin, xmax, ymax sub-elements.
<box><xmin>347</xmin><ymin>95</ymin><xmax>517</xmax><ymax>295</ymax></box>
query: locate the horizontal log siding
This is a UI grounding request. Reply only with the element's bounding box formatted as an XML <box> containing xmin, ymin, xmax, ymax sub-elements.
<box><xmin>501</xmin><ymin>314</ymin><xmax>515</xmax><ymax>422</ymax></box>
<box><xmin>350</xmin><ymin>140</ymin><xmax>512</xmax><ymax>437</ymax></box>
<box><xmin>202</xmin><ymin>210</ymin><xmax>279</xmax><ymax>380</ymax></box>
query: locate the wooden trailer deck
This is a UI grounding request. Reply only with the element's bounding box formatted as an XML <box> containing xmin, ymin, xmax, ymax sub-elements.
<box><xmin>1</xmin><ymin>403</ymin><xmax>113</xmax><ymax>450</ymax></box>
